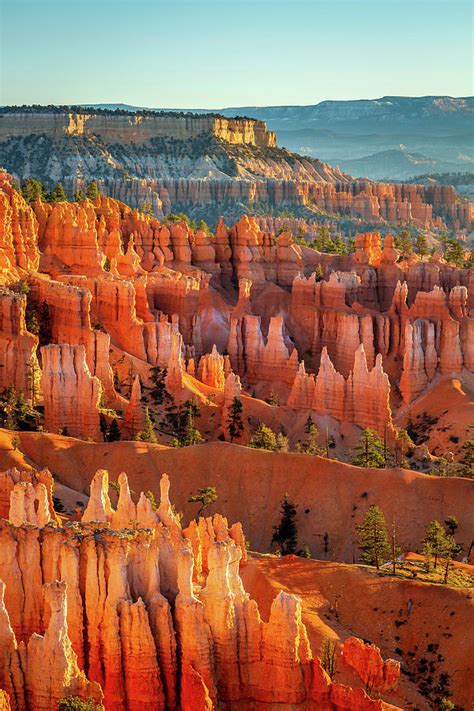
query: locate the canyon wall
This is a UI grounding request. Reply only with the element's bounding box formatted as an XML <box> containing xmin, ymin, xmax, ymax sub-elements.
<box><xmin>0</xmin><ymin>469</ymin><xmax>401</xmax><ymax>711</ymax></box>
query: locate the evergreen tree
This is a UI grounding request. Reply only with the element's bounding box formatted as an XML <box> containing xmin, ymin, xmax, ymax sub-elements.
<box><xmin>136</xmin><ymin>407</ymin><xmax>157</xmax><ymax>443</ymax></box>
<box><xmin>149</xmin><ymin>365</ymin><xmax>171</xmax><ymax>405</ymax></box>
<box><xmin>296</xmin><ymin>423</ymin><xmax>323</xmax><ymax>455</ymax></box>
<box><xmin>272</xmin><ymin>494</ymin><xmax>298</xmax><ymax>555</ymax></box>
<box><xmin>74</xmin><ymin>189</ymin><xmax>85</xmax><ymax>202</ymax></box>
<box><xmin>188</xmin><ymin>486</ymin><xmax>217</xmax><ymax>518</ymax></box>
<box><xmin>351</xmin><ymin>429</ymin><xmax>386</xmax><ymax>468</ymax></box>
<box><xmin>444</xmin><ymin>515</ymin><xmax>458</xmax><ymax>536</ymax></box>
<box><xmin>226</xmin><ymin>397</ymin><xmax>244</xmax><ymax>442</ymax></box>
<box><xmin>423</xmin><ymin>520</ymin><xmax>448</xmax><ymax>570</ymax></box>
<box><xmin>395</xmin><ymin>229</ymin><xmax>414</xmax><ymax>259</ymax></box>
<box><xmin>99</xmin><ymin>413</ymin><xmax>108</xmax><ymax>442</ymax></box>
<box><xmin>48</xmin><ymin>182</ymin><xmax>67</xmax><ymax>202</ymax></box>
<box><xmin>39</xmin><ymin>300</ymin><xmax>53</xmax><ymax>346</ymax></box>
<box><xmin>443</xmin><ymin>239</ymin><xmax>465</xmax><ymax>268</ymax></box>
<box><xmin>107</xmin><ymin>418</ymin><xmax>121</xmax><ymax>442</ymax></box>
<box><xmin>275</xmin><ymin>431</ymin><xmax>289</xmax><ymax>452</ymax></box>
<box><xmin>249</xmin><ymin>422</ymin><xmax>278</xmax><ymax>451</ymax></box>
<box><xmin>85</xmin><ymin>181</ymin><xmax>100</xmax><ymax>201</ymax></box>
<box><xmin>396</xmin><ymin>429</ymin><xmax>412</xmax><ymax>466</ymax></box>
<box><xmin>415</xmin><ymin>234</ymin><xmax>429</xmax><ymax>258</ymax></box>
<box><xmin>442</xmin><ymin>535</ymin><xmax>458</xmax><ymax>585</ymax></box>
<box><xmin>321</xmin><ymin>637</ymin><xmax>337</xmax><ymax>679</ymax></box>
<box><xmin>357</xmin><ymin>505</ymin><xmax>390</xmax><ymax>569</ymax></box>
<box><xmin>21</xmin><ymin>178</ymin><xmax>45</xmax><ymax>203</ymax></box>
<box><xmin>182</xmin><ymin>404</ymin><xmax>204</xmax><ymax>446</ymax></box>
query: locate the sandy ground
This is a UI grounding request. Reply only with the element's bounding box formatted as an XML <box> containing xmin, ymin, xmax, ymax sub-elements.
<box><xmin>242</xmin><ymin>554</ymin><xmax>474</xmax><ymax>709</ymax></box>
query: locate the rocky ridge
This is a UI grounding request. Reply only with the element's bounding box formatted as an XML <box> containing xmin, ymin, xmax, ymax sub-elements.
<box><xmin>0</xmin><ymin>467</ymin><xmax>402</xmax><ymax>710</ymax></box>
<box><xmin>0</xmin><ymin>171</ymin><xmax>472</xmax><ymax>456</ymax></box>
<box><xmin>1</xmin><ymin>108</ymin><xmax>471</xmax><ymax>229</ymax></box>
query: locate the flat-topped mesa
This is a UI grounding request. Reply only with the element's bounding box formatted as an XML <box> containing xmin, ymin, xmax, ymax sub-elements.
<box><xmin>33</xmin><ymin>200</ymin><xmax>105</xmax><ymax>276</ymax></box>
<box><xmin>0</xmin><ymin>171</ymin><xmax>39</xmax><ymax>284</ymax></box>
<box><xmin>288</xmin><ymin>345</ymin><xmax>393</xmax><ymax>436</ymax></box>
<box><xmin>0</xmin><ymin>289</ymin><xmax>39</xmax><ymax>394</ymax></box>
<box><xmin>0</xmin><ymin>111</ymin><xmax>276</xmax><ymax>148</ymax></box>
<box><xmin>41</xmin><ymin>343</ymin><xmax>102</xmax><ymax>440</ymax></box>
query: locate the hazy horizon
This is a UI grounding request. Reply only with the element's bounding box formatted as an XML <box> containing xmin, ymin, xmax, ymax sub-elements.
<box><xmin>1</xmin><ymin>0</ymin><xmax>472</xmax><ymax>108</ymax></box>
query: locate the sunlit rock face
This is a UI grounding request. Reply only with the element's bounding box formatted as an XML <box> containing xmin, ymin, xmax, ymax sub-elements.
<box><xmin>0</xmin><ymin>469</ymin><xmax>401</xmax><ymax>711</ymax></box>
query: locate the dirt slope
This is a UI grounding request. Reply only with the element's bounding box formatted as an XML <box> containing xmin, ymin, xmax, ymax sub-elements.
<box><xmin>1</xmin><ymin>430</ymin><xmax>472</xmax><ymax>562</ymax></box>
<box><xmin>242</xmin><ymin>554</ymin><xmax>474</xmax><ymax>709</ymax></box>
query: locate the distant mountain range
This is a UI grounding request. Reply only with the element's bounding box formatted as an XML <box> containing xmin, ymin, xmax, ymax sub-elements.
<box><xmin>83</xmin><ymin>96</ymin><xmax>474</xmax><ymax>181</ymax></box>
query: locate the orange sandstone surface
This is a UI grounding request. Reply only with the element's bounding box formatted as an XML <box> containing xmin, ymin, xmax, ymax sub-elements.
<box><xmin>0</xmin><ymin>468</ymin><xmax>404</xmax><ymax>711</ymax></box>
<box><xmin>0</xmin><ymin>169</ymin><xmax>473</xmax><ymax>710</ymax></box>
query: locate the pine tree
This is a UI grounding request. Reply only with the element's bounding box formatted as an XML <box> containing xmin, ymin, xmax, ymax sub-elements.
<box><xmin>442</xmin><ymin>535</ymin><xmax>458</xmax><ymax>585</ymax></box>
<box><xmin>48</xmin><ymin>182</ymin><xmax>67</xmax><ymax>202</ymax></box>
<box><xmin>149</xmin><ymin>365</ymin><xmax>171</xmax><ymax>405</ymax></box>
<box><xmin>249</xmin><ymin>422</ymin><xmax>278</xmax><ymax>451</ymax></box>
<box><xmin>107</xmin><ymin>418</ymin><xmax>121</xmax><ymax>442</ymax></box>
<box><xmin>74</xmin><ymin>189</ymin><xmax>85</xmax><ymax>202</ymax></box>
<box><xmin>99</xmin><ymin>413</ymin><xmax>108</xmax><ymax>442</ymax></box>
<box><xmin>183</xmin><ymin>404</ymin><xmax>204</xmax><ymax>446</ymax></box>
<box><xmin>444</xmin><ymin>515</ymin><xmax>458</xmax><ymax>536</ymax></box>
<box><xmin>296</xmin><ymin>423</ymin><xmax>323</xmax><ymax>455</ymax></box>
<box><xmin>21</xmin><ymin>178</ymin><xmax>45</xmax><ymax>203</ymax></box>
<box><xmin>272</xmin><ymin>495</ymin><xmax>298</xmax><ymax>555</ymax></box>
<box><xmin>226</xmin><ymin>397</ymin><xmax>244</xmax><ymax>442</ymax></box>
<box><xmin>415</xmin><ymin>234</ymin><xmax>429</xmax><ymax>258</ymax></box>
<box><xmin>275</xmin><ymin>431</ymin><xmax>289</xmax><ymax>452</ymax></box>
<box><xmin>188</xmin><ymin>486</ymin><xmax>217</xmax><ymax>519</ymax></box>
<box><xmin>85</xmin><ymin>181</ymin><xmax>100</xmax><ymax>201</ymax></box>
<box><xmin>351</xmin><ymin>429</ymin><xmax>386</xmax><ymax>468</ymax></box>
<box><xmin>396</xmin><ymin>429</ymin><xmax>412</xmax><ymax>467</ymax></box>
<box><xmin>423</xmin><ymin>520</ymin><xmax>448</xmax><ymax>570</ymax></box>
<box><xmin>136</xmin><ymin>407</ymin><xmax>157</xmax><ymax>443</ymax></box>
<box><xmin>321</xmin><ymin>637</ymin><xmax>337</xmax><ymax>679</ymax></box>
<box><xmin>39</xmin><ymin>300</ymin><xmax>53</xmax><ymax>346</ymax></box>
<box><xmin>357</xmin><ymin>505</ymin><xmax>390</xmax><ymax>569</ymax></box>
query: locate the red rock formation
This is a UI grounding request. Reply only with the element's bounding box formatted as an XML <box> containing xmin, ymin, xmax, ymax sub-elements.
<box><xmin>0</xmin><ymin>579</ymin><xmax>103</xmax><ymax>711</ymax></box>
<box><xmin>123</xmin><ymin>375</ymin><xmax>145</xmax><ymax>438</ymax></box>
<box><xmin>197</xmin><ymin>345</ymin><xmax>225</xmax><ymax>389</ymax></box>
<box><xmin>0</xmin><ymin>290</ymin><xmax>38</xmax><ymax>395</ymax></box>
<box><xmin>0</xmin><ymin>172</ymin><xmax>39</xmax><ymax>284</ymax></box>
<box><xmin>41</xmin><ymin>344</ymin><xmax>101</xmax><ymax>440</ymax></box>
<box><xmin>342</xmin><ymin>637</ymin><xmax>400</xmax><ymax>693</ymax></box>
<box><xmin>33</xmin><ymin>200</ymin><xmax>105</xmax><ymax>277</ymax></box>
<box><xmin>0</xmin><ymin>469</ymin><xmax>402</xmax><ymax>711</ymax></box>
<box><xmin>288</xmin><ymin>345</ymin><xmax>393</xmax><ymax>436</ymax></box>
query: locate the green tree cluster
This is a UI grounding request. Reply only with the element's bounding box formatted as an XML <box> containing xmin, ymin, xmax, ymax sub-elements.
<box><xmin>249</xmin><ymin>422</ymin><xmax>288</xmax><ymax>452</ymax></box>
<box><xmin>351</xmin><ymin>429</ymin><xmax>387</xmax><ymax>468</ymax></box>
<box><xmin>164</xmin><ymin>400</ymin><xmax>204</xmax><ymax>447</ymax></box>
<box><xmin>0</xmin><ymin>386</ymin><xmax>41</xmax><ymax>431</ymax></box>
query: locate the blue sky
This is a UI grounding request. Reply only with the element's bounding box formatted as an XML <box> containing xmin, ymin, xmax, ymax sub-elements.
<box><xmin>1</xmin><ymin>0</ymin><xmax>472</xmax><ymax>107</ymax></box>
